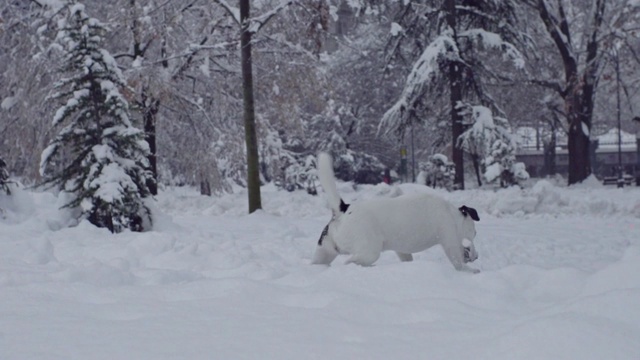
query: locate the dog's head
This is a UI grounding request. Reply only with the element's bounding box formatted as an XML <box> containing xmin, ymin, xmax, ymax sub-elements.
<box><xmin>459</xmin><ymin>205</ymin><xmax>480</xmax><ymax>263</ymax></box>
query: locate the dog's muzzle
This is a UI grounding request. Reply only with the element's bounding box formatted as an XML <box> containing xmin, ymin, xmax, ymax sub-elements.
<box><xmin>463</xmin><ymin>247</ymin><xmax>477</xmax><ymax>263</ymax></box>
<box><xmin>462</xmin><ymin>238</ymin><xmax>478</xmax><ymax>263</ymax></box>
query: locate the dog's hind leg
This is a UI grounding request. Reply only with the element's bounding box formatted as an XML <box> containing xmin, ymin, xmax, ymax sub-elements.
<box><xmin>396</xmin><ymin>252</ymin><xmax>413</xmax><ymax>262</ymax></box>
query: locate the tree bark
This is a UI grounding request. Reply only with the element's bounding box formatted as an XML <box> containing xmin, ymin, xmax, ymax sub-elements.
<box><xmin>566</xmin><ymin>92</ymin><xmax>591</xmax><ymax>184</ymax></box>
<box><xmin>142</xmin><ymin>93</ymin><xmax>159</xmax><ymax>195</ymax></box>
<box><xmin>240</xmin><ymin>0</ymin><xmax>262</xmax><ymax>213</ymax></box>
<box><xmin>471</xmin><ymin>154</ymin><xmax>482</xmax><ymax>187</ymax></box>
<box><xmin>445</xmin><ymin>0</ymin><xmax>465</xmax><ymax>189</ymax></box>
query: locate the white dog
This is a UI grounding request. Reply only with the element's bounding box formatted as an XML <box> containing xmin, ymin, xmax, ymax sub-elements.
<box><xmin>312</xmin><ymin>153</ymin><xmax>480</xmax><ymax>273</ymax></box>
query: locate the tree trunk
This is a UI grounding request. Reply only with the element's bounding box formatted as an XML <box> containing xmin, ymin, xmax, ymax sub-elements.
<box><xmin>471</xmin><ymin>154</ymin><xmax>482</xmax><ymax>187</ymax></box>
<box><xmin>142</xmin><ymin>92</ymin><xmax>159</xmax><ymax>195</ymax></box>
<box><xmin>200</xmin><ymin>178</ymin><xmax>211</xmax><ymax>196</ymax></box>
<box><xmin>240</xmin><ymin>0</ymin><xmax>262</xmax><ymax>213</ymax></box>
<box><xmin>445</xmin><ymin>0</ymin><xmax>465</xmax><ymax>190</ymax></box>
<box><xmin>567</xmin><ymin>94</ymin><xmax>591</xmax><ymax>184</ymax></box>
<box><xmin>567</xmin><ymin>0</ymin><xmax>604</xmax><ymax>184</ymax></box>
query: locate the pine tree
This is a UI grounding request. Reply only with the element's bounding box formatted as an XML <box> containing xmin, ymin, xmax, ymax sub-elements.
<box><xmin>40</xmin><ymin>1</ymin><xmax>154</xmax><ymax>233</ymax></box>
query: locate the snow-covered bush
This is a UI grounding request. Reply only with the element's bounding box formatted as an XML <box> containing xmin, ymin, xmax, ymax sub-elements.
<box><xmin>484</xmin><ymin>137</ymin><xmax>530</xmax><ymax>187</ymax></box>
<box><xmin>417</xmin><ymin>154</ymin><xmax>455</xmax><ymax>190</ymax></box>
<box><xmin>459</xmin><ymin>105</ymin><xmax>529</xmax><ymax>187</ymax></box>
<box><xmin>333</xmin><ymin>152</ymin><xmax>385</xmax><ymax>185</ymax></box>
<box><xmin>39</xmin><ymin>1</ymin><xmax>153</xmax><ymax>233</ymax></box>
<box><xmin>280</xmin><ymin>155</ymin><xmax>318</xmax><ymax>194</ymax></box>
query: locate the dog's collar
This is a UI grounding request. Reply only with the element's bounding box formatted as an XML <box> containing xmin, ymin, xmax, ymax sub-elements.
<box><xmin>317</xmin><ymin>224</ymin><xmax>329</xmax><ymax>246</ymax></box>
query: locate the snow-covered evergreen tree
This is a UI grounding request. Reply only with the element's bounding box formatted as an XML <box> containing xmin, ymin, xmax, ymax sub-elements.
<box><xmin>40</xmin><ymin>1</ymin><xmax>154</xmax><ymax>233</ymax></box>
<box><xmin>483</xmin><ymin>137</ymin><xmax>529</xmax><ymax>187</ymax></box>
<box><xmin>459</xmin><ymin>105</ymin><xmax>529</xmax><ymax>187</ymax></box>
<box><xmin>417</xmin><ymin>154</ymin><xmax>455</xmax><ymax>191</ymax></box>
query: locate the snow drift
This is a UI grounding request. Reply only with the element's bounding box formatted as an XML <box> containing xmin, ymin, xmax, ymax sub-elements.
<box><xmin>1</xmin><ymin>179</ymin><xmax>639</xmax><ymax>359</ymax></box>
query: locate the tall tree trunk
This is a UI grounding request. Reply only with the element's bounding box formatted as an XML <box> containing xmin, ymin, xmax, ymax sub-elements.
<box><xmin>142</xmin><ymin>93</ymin><xmax>159</xmax><ymax>195</ymax></box>
<box><xmin>566</xmin><ymin>93</ymin><xmax>592</xmax><ymax>184</ymax></box>
<box><xmin>445</xmin><ymin>0</ymin><xmax>465</xmax><ymax>189</ymax></box>
<box><xmin>471</xmin><ymin>154</ymin><xmax>482</xmax><ymax>187</ymax></box>
<box><xmin>565</xmin><ymin>78</ymin><xmax>588</xmax><ymax>184</ymax></box>
<box><xmin>240</xmin><ymin>0</ymin><xmax>262</xmax><ymax>213</ymax></box>
<box><xmin>566</xmin><ymin>0</ymin><xmax>604</xmax><ymax>184</ymax></box>
<box><xmin>130</xmin><ymin>0</ymin><xmax>159</xmax><ymax>195</ymax></box>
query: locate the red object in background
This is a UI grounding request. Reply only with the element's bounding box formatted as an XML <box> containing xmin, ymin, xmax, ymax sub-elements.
<box><xmin>383</xmin><ymin>169</ymin><xmax>391</xmax><ymax>184</ymax></box>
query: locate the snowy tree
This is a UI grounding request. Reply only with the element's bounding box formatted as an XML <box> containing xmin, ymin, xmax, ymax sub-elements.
<box><xmin>459</xmin><ymin>105</ymin><xmax>529</xmax><ymax>187</ymax></box>
<box><xmin>0</xmin><ymin>1</ymin><xmax>62</xmax><ymax>180</ymax></box>
<box><xmin>306</xmin><ymin>101</ymin><xmax>386</xmax><ymax>184</ymax></box>
<box><xmin>39</xmin><ymin>1</ymin><xmax>153</xmax><ymax>233</ymax></box>
<box><xmin>378</xmin><ymin>0</ymin><xmax>527</xmax><ymax>189</ymax></box>
<box><xmin>522</xmin><ymin>0</ymin><xmax>640</xmax><ymax>185</ymax></box>
<box><xmin>212</xmin><ymin>0</ymin><xmax>300</xmax><ymax>212</ymax></box>
<box><xmin>109</xmin><ymin>0</ymin><xmax>238</xmax><ymax>196</ymax></box>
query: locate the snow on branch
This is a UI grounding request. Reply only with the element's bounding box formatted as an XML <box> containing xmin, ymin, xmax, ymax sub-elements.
<box><xmin>378</xmin><ymin>34</ymin><xmax>456</xmax><ymax>136</ymax></box>
<box><xmin>212</xmin><ymin>0</ymin><xmax>240</xmax><ymax>25</ymax></box>
<box><xmin>458</xmin><ymin>29</ymin><xmax>525</xmax><ymax>68</ymax></box>
<box><xmin>247</xmin><ymin>0</ymin><xmax>295</xmax><ymax>34</ymax></box>
<box><xmin>212</xmin><ymin>0</ymin><xmax>294</xmax><ymax>33</ymax></box>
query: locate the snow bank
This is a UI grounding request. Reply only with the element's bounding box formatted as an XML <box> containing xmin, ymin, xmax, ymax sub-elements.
<box><xmin>1</xmin><ymin>180</ymin><xmax>639</xmax><ymax>359</ymax></box>
<box><xmin>467</xmin><ymin>179</ymin><xmax>640</xmax><ymax>218</ymax></box>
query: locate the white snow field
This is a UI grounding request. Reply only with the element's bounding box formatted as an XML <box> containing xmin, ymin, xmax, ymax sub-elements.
<box><xmin>1</xmin><ymin>179</ymin><xmax>640</xmax><ymax>360</ymax></box>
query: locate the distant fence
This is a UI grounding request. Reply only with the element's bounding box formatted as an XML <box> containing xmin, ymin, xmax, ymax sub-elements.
<box><xmin>516</xmin><ymin>138</ymin><xmax>640</xmax><ymax>183</ymax></box>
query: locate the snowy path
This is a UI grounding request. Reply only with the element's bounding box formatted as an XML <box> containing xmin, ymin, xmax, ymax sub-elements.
<box><xmin>1</xmin><ymin>182</ymin><xmax>640</xmax><ymax>359</ymax></box>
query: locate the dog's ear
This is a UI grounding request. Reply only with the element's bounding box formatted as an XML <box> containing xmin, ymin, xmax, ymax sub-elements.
<box><xmin>459</xmin><ymin>206</ymin><xmax>480</xmax><ymax>221</ymax></box>
<box><xmin>339</xmin><ymin>199</ymin><xmax>350</xmax><ymax>213</ymax></box>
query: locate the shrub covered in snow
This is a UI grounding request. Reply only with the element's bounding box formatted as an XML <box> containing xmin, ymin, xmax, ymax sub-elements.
<box><xmin>459</xmin><ymin>105</ymin><xmax>529</xmax><ymax>187</ymax></box>
<box><xmin>483</xmin><ymin>136</ymin><xmax>530</xmax><ymax>187</ymax></box>
<box><xmin>417</xmin><ymin>153</ymin><xmax>455</xmax><ymax>190</ymax></box>
<box><xmin>39</xmin><ymin>1</ymin><xmax>153</xmax><ymax>233</ymax></box>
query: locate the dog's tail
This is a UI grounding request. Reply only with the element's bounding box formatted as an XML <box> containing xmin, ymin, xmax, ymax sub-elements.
<box><xmin>317</xmin><ymin>152</ymin><xmax>348</xmax><ymax>215</ymax></box>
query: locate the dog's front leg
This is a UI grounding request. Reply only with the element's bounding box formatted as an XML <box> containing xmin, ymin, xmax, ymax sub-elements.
<box><xmin>311</xmin><ymin>245</ymin><xmax>339</xmax><ymax>265</ymax></box>
<box><xmin>344</xmin><ymin>251</ymin><xmax>380</xmax><ymax>266</ymax></box>
<box><xmin>455</xmin><ymin>263</ymin><xmax>480</xmax><ymax>274</ymax></box>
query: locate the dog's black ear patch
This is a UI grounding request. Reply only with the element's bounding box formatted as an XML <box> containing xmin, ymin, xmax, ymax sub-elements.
<box><xmin>459</xmin><ymin>206</ymin><xmax>480</xmax><ymax>221</ymax></box>
<box><xmin>340</xmin><ymin>199</ymin><xmax>350</xmax><ymax>213</ymax></box>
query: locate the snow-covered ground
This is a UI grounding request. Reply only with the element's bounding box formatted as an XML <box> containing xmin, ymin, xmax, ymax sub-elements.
<box><xmin>1</xmin><ymin>179</ymin><xmax>640</xmax><ymax>360</ymax></box>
